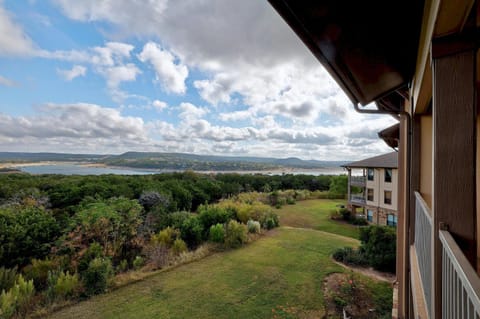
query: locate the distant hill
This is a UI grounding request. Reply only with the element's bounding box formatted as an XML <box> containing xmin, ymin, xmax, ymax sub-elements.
<box><xmin>0</xmin><ymin>151</ymin><xmax>346</xmax><ymax>171</ymax></box>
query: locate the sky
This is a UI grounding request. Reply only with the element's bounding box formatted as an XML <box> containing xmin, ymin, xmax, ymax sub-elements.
<box><xmin>0</xmin><ymin>0</ymin><xmax>397</xmax><ymax>160</ymax></box>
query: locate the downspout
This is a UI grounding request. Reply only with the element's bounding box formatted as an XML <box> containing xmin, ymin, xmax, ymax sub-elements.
<box><xmin>353</xmin><ymin>102</ymin><xmax>413</xmax><ymax>319</ymax></box>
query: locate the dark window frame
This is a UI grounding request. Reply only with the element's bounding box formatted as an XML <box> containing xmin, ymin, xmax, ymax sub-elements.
<box><xmin>367</xmin><ymin>188</ymin><xmax>374</xmax><ymax>201</ymax></box>
<box><xmin>367</xmin><ymin>168</ymin><xmax>374</xmax><ymax>181</ymax></box>
<box><xmin>384</xmin><ymin>190</ymin><xmax>392</xmax><ymax>205</ymax></box>
<box><xmin>384</xmin><ymin>168</ymin><xmax>392</xmax><ymax>183</ymax></box>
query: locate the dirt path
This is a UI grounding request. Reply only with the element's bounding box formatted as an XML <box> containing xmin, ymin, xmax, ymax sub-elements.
<box><xmin>333</xmin><ymin>260</ymin><xmax>396</xmax><ymax>283</ymax></box>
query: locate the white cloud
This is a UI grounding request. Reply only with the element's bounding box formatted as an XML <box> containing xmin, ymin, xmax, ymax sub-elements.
<box><xmin>0</xmin><ymin>75</ymin><xmax>17</xmax><ymax>87</ymax></box>
<box><xmin>57</xmin><ymin>65</ymin><xmax>87</xmax><ymax>81</ymax></box>
<box><xmin>0</xmin><ymin>4</ymin><xmax>36</xmax><ymax>56</ymax></box>
<box><xmin>138</xmin><ymin>42</ymin><xmax>188</xmax><ymax>94</ymax></box>
<box><xmin>0</xmin><ymin>103</ymin><xmax>152</xmax><ymax>153</ymax></box>
<box><xmin>152</xmin><ymin>100</ymin><xmax>167</xmax><ymax>112</ymax></box>
<box><xmin>100</xmin><ymin>63</ymin><xmax>140</xmax><ymax>88</ymax></box>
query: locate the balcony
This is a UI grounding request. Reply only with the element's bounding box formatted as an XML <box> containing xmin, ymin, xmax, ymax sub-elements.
<box><xmin>350</xmin><ymin>175</ymin><xmax>366</xmax><ymax>186</ymax></box>
<box><xmin>411</xmin><ymin>191</ymin><xmax>480</xmax><ymax>318</ymax></box>
<box><xmin>349</xmin><ymin>194</ymin><xmax>365</xmax><ymax>205</ymax></box>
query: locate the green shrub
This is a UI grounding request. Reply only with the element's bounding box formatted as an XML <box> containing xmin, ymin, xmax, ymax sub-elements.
<box><xmin>132</xmin><ymin>256</ymin><xmax>145</xmax><ymax>270</ymax></box>
<box><xmin>151</xmin><ymin>227</ymin><xmax>180</xmax><ymax>247</ymax></box>
<box><xmin>0</xmin><ymin>267</ymin><xmax>17</xmax><ymax>293</ymax></box>
<box><xmin>0</xmin><ymin>275</ymin><xmax>35</xmax><ymax>318</ymax></box>
<box><xmin>78</xmin><ymin>242</ymin><xmax>103</xmax><ymax>275</ymax></box>
<box><xmin>83</xmin><ymin>257</ymin><xmax>113</xmax><ymax>296</ymax></box>
<box><xmin>224</xmin><ymin>220</ymin><xmax>247</xmax><ymax>248</ymax></box>
<box><xmin>246</xmin><ymin>220</ymin><xmax>261</xmax><ymax>234</ymax></box>
<box><xmin>47</xmin><ymin>271</ymin><xmax>81</xmax><ymax>301</ymax></box>
<box><xmin>208</xmin><ymin>224</ymin><xmax>225</xmax><ymax>243</ymax></box>
<box><xmin>197</xmin><ymin>205</ymin><xmax>233</xmax><ymax>231</ymax></box>
<box><xmin>332</xmin><ymin>247</ymin><xmax>367</xmax><ymax>266</ymax></box>
<box><xmin>178</xmin><ymin>215</ymin><xmax>204</xmax><ymax>248</ymax></box>
<box><xmin>172</xmin><ymin>239</ymin><xmax>187</xmax><ymax>255</ymax></box>
<box><xmin>286</xmin><ymin>197</ymin><xmax>296</xmax><ymax>205</ymax></box>
<box><xmin>117</xmin><ymin>259</ymin><xmax>129</xmax><ymax>273</ymax></box>
<box><xmin>23</xmin><ymin>258</ymin><xmax>59</xmax><ymax>290</ymax></box>
<box><xmin>351</xmin><ymin>217</ymin><xmax>368</xmax><ymax>226</ymax></box>
<box><xmin>339</xmin><ymin>208</ymin><xmax>351</xmax><ymax>221</ymax></box>
<box><xmin>359</xmin><ymin>226</ymin><xmax>396</xmax><ymax>272</ymax></box>
<box><xmin>261</xmin><ymin>212</ymin><xmax>279</xmax><ymax>229</ymax></box>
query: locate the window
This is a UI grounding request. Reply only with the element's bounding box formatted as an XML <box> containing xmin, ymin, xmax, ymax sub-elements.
<box><xmin>367</xmin><ymin>210</ymin><xmax>373</xmax><ymax>222</ymax></box>
<box><xmin>384</xmin><ymin>190</ymin><xmax>392</xmax><ymax>205</ymax></box>
<box><xmin>387</xmin><ymin>214</ymin><xmax>397</xmax><ymax>227</ymax></box>
<box><xmin>367</xmin><ymin>188</ymin><xmax>374</xmax><ymax>201</ymax></box>
<box><xmin>384</xmin><ymin>168</ymin><xmax>392</xmax><ymax>183</ymax></box>
<box><xmin>367</xmin><ymin>168</ymin><xmax>374</xmax><ymax>181</ymax></box>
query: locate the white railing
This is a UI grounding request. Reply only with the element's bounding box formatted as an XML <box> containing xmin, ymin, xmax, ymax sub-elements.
<box><xmin>350</xmin><ymin>175</ymin><xmax>366</xmax><ymax>184</ymax></box>
<box><xmin>440</xmin><ymin>230</ymin><xmax>480</xmax><ymax>319</ymax></box>
<box><xmin>414</xmin><ymin>191</ymin><xmax>433</xmax><ymax>318</ymax></box>
<box><xmin>350</xmin><ymin>194</ymin><xmax>365</xmax><ymax>203</ymax></box>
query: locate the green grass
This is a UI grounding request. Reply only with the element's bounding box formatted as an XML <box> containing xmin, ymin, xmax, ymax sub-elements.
<box><xmin>276</xmin><ymin>199</ymin><xmax>360</xmax><ymax>239</ymax></box>
<box><xmin>48</xmin><ymin>200</ymin><xmax>391</xmax><ymax>319</ymax></box>
<box><xmin>49</xmin><ymin>227</ymin><xmax>358</xmax><ymax>319</ymax></box>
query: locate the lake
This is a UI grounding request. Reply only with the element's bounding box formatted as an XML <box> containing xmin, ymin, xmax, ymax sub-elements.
<box><xmin>15</xmin><ymin>163</ymin><xmax>347</xmax><ymax>176</ymax></box>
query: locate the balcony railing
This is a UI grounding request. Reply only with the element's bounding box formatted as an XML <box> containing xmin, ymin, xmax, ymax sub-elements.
<box><xmin>440</xmin><ymin>230</ymin><xmax>480</xmax><ymax>319</ymax></box>
<box><xmin>349</xmin><ymin>194</ymin><xmax>365</xmax><ymax>204</ymax></box>
<box><xmin>350</xmin><ymin>175</ymin><xmax>366</xmax><ymax>185</ymax></box>
<box><xmin>414</xmin><ymin>191</ymin><xmax>433</xmax><ymax>318</ymax></box>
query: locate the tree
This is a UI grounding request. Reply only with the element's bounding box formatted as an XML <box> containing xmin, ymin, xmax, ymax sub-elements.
<box><xmin>329</xmin><ymin>175</ymin><xmax>348</xmax><ymax>197</ymax></box>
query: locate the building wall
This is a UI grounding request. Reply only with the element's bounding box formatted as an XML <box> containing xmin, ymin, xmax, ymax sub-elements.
<box><xmin>420</xmin><ymin>115</ymin><xmax>432</xmax><ymax>208</ymax></box>
<box><xmin>366</xmin><ymin>167</ymin><xmax>398</xmax><ymax>212</ymax></box>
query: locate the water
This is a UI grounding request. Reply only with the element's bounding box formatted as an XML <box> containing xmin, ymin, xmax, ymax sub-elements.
<box><xmin>16</xmin><ymin>164</ymin><xmax>347</xmax><ymax>176</ymax></box>
<box><xmin>17</xmin><ymin>164</ymin><xmax>154</xmax><ymax>175</ymax></box>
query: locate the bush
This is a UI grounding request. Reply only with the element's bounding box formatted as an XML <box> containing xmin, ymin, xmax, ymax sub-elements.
<box><xmin>246</xmin><ymin>220</ymin><xmax>261</xmax><ymax>234</ymax></box>
<box><xmin>0</xmin><ymin>267</ymin><xmax>17</xmax><ymax>293</ymax></box>
<box><xmin>197</xmin><ymin>205</ymin><xmax>233</xmax><ymax>231</ymax></box>
<box><xmin>224</xmin><ymin>220</ymin><xmax>247</xmax><ymax>248</ymax></box>
<box><xmin>83</xmin><ymin>257</ymin><xmax>113</xmax><ymax>296</ymax></box>
<box><xmin>178</xmin><ymin>215</ymin><xmax>204</xmax><ymax>248</ymax></box>
<box><xmin>208</xmin><ymin>224</ymin><xmax>225</xmax><ymax>243</ymax></box>
<box><xmin>286</xmin><ymin>197</ymin><xmax>296</xmax><ymax>205</ymax></box>
<box><xmin>151</xmin><ymin>227</ymin><xmax>180</xmax><ymax>247</ymax></box>
<box><xmin>339</xmin><ymin>208</ymin><xmax>351</xmax><ymax>221</ymax></box>
<box><xmin>117</xmin><ymin>259</ymin><xmax>128</xmax><ymax>273</ymax></box>
<box><xmin>78</xmin><ymin>242</ymin><xmax>103</xmax><ymax>275</ymax></box>
<box><xmin>47</xmin><ymin>271</ymin><xmax>81</xmax><ymax>301</ymax></box>
<box><xmin>359</xmin><ymin>226</ymin><xmax>396</xmax><ymax>272</ymax></box>
<box><xmin>132</xmin><ymin>256</ymin><xmax>145</xmax><ymax>270</ymax></box>
<box><xmin>23</xmin><ymin>258</ymin><xmax>59</xmax><ymax>291</ymax></box>
<box><xmin>351</xmin><ymin>217</ymin><xmax>368</xmax><ymax>226</ymax></box>
<box><xmin>332</xmin><ymin>247</ymin><xmax>367</xmax><ymax>266</ymax></box>
<box><xmin>172</xmin><ymin>239</ymin><xmax>187</xmax><ymax>255</ymax></box>
<box><xmin>260</xmin><ymin>212</ymin><xmax>279</xmax><ymax>229</ymax></box>
<box><xmin>0</xmin><ymin>275</ymin><xmax>35</xmax><ymax>318</ymax></box>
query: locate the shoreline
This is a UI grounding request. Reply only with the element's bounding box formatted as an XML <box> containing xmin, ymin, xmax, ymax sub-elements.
<box><xmin>0</xmin><ymin>161</ymin><xmax>348</xmax><ymax>175</ymax></box>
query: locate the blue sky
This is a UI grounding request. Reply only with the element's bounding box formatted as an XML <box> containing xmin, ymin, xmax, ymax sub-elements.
<box><xmin>0</xmin><ymin>0</ymin><xmax>396</xmax><ymax>160</ymax></box>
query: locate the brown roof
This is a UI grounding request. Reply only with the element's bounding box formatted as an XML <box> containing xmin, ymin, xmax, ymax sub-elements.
<box><xmin>267</xmin><ymin>1</ymin><xmax>424</xmax><ymax>107</ymax></box>
<box><xmin>342</xmin><ymin>152</ymin><xmax>398</xmax><ymax>169</ymax></box>
<box><xmin>378</xmin><ymin>123</ymin><xmax>400</xmax><ymax>149</ymax></box>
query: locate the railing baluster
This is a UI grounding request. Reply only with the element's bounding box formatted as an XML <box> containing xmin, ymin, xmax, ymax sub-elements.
<box><xmin>414</xmin><ymin>191</ymin><xmax>433</xmax><ymax>317</ymax></box>
<box><xmin>440</xmin><ymin>230</ymin><xmax>480</xmax><ymax>319</ymax></box>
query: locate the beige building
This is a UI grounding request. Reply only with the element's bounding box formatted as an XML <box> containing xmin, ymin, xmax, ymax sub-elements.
<box><xmin>269</xmin><ymin>1</ymin><xmax>480</xmax><ymax>318</ymax></box>
<box><xmin>344</xmin><ymin>152</ymin><xmax>398</xmax><ymax>226</ymax></box>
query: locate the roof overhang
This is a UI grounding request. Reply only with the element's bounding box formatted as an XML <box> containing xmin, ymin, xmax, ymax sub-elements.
<box><xmin>378</xmin><ymin>123</ymin><xmax>400</xmax><ymax>149</ymax></box>
<box><xmin>268</xmin><ymin>0</ymin><xmax>425</xmax><ymax>108</ymax></box>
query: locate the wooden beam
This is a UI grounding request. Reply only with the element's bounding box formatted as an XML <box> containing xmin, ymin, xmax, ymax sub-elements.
<box><xmin>432</xmin><ymin>48</ymin><xmax>477</xmax><ymax>318</ymax></box>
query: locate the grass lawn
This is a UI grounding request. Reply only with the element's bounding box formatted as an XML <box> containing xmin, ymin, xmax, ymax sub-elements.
<box><xmin>276</xmin><ymin>199</ymin><xmax>360</xmax><ymax>239</ymax></box>
<box><xmin>49</xmin><ymin>200</ymin><xmax>391</xmax><ymax>319</ymax></box>
<box><xmin>49</xmin><ymin>227</ymin><xmax>358</xmax><ymax>319</ymax></box>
